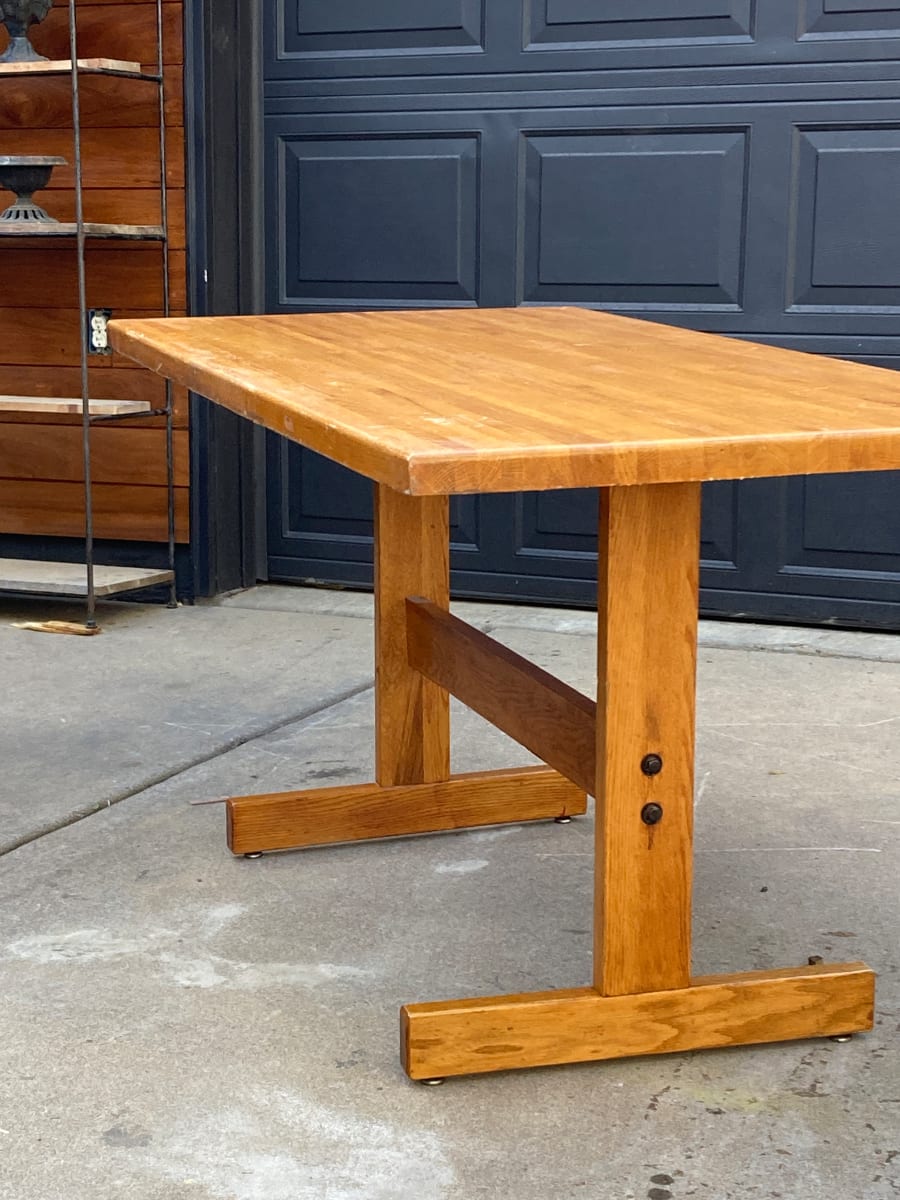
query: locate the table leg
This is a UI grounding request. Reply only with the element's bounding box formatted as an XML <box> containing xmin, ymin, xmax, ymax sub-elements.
<box><xmin>594</xmin><ymin>480</ymin><xmax>698</xmax><ymax>996</ymax></box>
<box><xmin>401</xmin><ymin>482</ymin><xmax>874</xmax><ymax>1079</ymax></box>
<box><xmin>374</xmin><ymin>486</ymin><xmax>451</xmax><ymax>787</ymax></box>
<box><xmin>225</xmin><ymin>485</ymin><xmax>586</xmax><ymax>855</ymax></box>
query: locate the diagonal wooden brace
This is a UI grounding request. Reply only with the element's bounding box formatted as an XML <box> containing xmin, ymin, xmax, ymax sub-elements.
<box><xmin>406</xmin><ymin>598</ymin><xmax>596</xmax><ymax>794</ymax></box>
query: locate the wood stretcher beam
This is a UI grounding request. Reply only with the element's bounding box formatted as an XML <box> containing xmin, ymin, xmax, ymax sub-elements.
<box><xmin>226</xmin><ymin>766</ymin><xmax>587</xmax><ymax>855</ymax></box>
<box><xmin>405</xmin><ymin>598</ymin><xmax>596</xmax><ymax>795</ymax></box>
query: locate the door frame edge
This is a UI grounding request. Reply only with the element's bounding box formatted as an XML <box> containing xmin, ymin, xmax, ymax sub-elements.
<box><xmin>185</xmin><ymin>0</ymin><xmax>267</xmax><ymax>598</ymax></box>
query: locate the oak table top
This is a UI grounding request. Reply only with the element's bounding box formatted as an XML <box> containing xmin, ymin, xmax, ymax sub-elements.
<box><xmin>110</xmin><ymin>307</ymin><xmax>900</xmax><ymax>495</ymax></box>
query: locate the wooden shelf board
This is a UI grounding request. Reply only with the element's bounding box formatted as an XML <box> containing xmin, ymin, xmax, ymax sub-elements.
<box><xmin>0</xmin><ymin>396</ymin><xmax>150</xmax><ymax>416</ymax></box>
<box><xmin>0</xmin><ymin>58</ymin><xmax>152</xmax><ymax>80</ymax></box>
<box><xmin>0</xmin><ymin>222</ymin><xmax>165</xmax><ymax>240</ymax></box>
<box><xmin>0</xmin><ymin>559</ymin><xmax>174</xmax><ymax>597</ymax></box>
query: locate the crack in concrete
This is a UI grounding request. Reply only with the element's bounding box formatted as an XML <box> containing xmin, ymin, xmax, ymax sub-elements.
<box><xmin>705</xmin><ymin>726</ymin><xmax>888</xmax><ymax>778</ymax></box>
<box><xmin>0</xmin><ymin>679</ymin><xmax>375</xmax><ymax>859</ymax></box>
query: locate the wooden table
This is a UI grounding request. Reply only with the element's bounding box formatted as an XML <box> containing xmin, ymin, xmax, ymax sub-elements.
<box><xmin>110</xmin><ymin>307</ymin><xmax>900</xmax><ymax>1081</ymax></box>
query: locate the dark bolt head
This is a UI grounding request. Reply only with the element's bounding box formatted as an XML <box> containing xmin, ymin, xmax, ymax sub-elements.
<box><xmin>641</xmin><ymin>753</ymin><xmax>663</xmax><ymax>776</ymax></box>
<box><xmin>641</xmin><ymin>803</ymin><xmax>664</xmax><ymax>826</ymax></box>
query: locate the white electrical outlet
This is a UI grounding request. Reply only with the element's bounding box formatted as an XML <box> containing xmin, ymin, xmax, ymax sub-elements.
<box><xmin>87</xmin><ymin>308</ymin><xmax>113</xmax><ymax>356</ymax></box>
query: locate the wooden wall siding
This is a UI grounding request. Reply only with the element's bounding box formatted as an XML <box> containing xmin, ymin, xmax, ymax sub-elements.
<box><xmin>0</xmin><ymin>480</ymin><xmax>190</xmax><ymax>540</ymax></box>
<box><xmin>0</xmin><ymin>0</ymin><xmax>188</xmax><ymax>544</ymax></box>
<box><xmin>0</xmin><ymin>426</ymin><xmax>189</xmax><ymax>485</ymax></box>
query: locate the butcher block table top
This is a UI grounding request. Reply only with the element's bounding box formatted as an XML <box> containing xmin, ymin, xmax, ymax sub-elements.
<box><xmin>109</xmin><ymin>307</ymin><xmax>900</xmax><ymax>495</ymax></box>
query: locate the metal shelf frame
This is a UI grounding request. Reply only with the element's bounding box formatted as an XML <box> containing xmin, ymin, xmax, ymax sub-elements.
<box><xmin>0</xmin><ymin>0</ymin><xmax>176</xmax><ymax>624</ymax></box>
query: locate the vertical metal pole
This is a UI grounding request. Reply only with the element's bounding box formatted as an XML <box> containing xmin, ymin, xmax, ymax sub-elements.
<box><xmin>156</xmin><ymin>0</ymin><xmax>177</xmax><ymax>606</ymax></box>
<box><xmin>68</xmin><ymin>0</ymin><xmax>96</xmax><ymax>627</ymax></box>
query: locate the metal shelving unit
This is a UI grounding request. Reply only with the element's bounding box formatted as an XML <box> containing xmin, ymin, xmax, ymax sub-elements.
<box><xmin>0</xmin><ymin>0</ymin><xmax>176</xmax><ymax>626</ymax></box>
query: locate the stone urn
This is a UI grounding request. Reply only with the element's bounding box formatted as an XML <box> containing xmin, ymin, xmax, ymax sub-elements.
<box><xmin>0</xmin><ymin>0</ymin><xmax>53</xmax><ymax>64</ymax></box>
<box><xmin>0</xmin><ymin>155</ymin><xmax>66</xmax><ymax>222</ymax></box>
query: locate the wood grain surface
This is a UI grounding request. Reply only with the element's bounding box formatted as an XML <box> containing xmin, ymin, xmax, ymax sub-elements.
<box><xmin>226</xmin><ymin>767</ymin><xmax>587</xmax><ymax>855</ymax></box>
<box><xmin>0</xmin><ymin>128</ymin><xmax>182</xmax><ymax>188</ymax></box>
<box><xmin>37</xmin><ymin>2</ymin><xmax>183</xmax><ymax>67</ymax></box>
<box><xmin>0</xmin><ymin>425</ymin><xmax>187</xmax><ymax>484</ymax></box>
<box><xmin>0</xmin><ymin>307</ymin><xmax>183</xmax><ymax>368</ymax></box>
<box><xmin>594</xmin><ymin>483</ymin><xmax>701</xmax><ymax>996</ymax></box>
<box><xmin>110</xmin><ymin>308</ymin><xmax>900</xmax><ymax>495</ymax></box>
<box><xmin>1</xmin><ymin>246</ymin><xmax>183</xmax><ymax>310</ymax></box>
<box><xmin>401</xmin><ymin>962</ymin><xmax>875</xmax><ymax>1079</ymax></box>
<box><xmin>0</xmin><ymin>479</ymin><xmax>188</xmax><ymax>540</ymax></box>
<box><xmin>374</xmin><ymin>488</ymin><xmax>450</xmax><ymax>787</ymax></box>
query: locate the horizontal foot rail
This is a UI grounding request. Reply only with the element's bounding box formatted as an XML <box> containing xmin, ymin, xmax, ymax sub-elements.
<box><xmin>226</xmin><ymin>766</ymin><xmax>587</xmax><ymax>855</ymax></box>
<box><xmin>401</xmin><ymin>962</ymin><xmax>875</xmax><ymax>1079</ymax></box>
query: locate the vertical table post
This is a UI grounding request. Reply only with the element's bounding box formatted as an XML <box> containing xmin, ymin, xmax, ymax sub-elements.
<box><xmin>374</xmin><ymin>485</ymin><xmax>451</xmax><ymax>787</ymax></box>
<box><xmin>595</xmin><ymin>482</ymin><xmax>702</xmax><ymax>996</ymax></box>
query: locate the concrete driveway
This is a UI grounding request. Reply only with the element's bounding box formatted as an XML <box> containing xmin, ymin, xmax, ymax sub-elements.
<box><xmin>1</xmin><ymin>587</ymin><xmax>898</xmax><ymax>1200</ymax></box>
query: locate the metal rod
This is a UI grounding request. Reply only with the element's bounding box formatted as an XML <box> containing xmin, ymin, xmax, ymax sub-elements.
<box><xmin>156</xmin><ymin>0</ymin><xmax>177</xmax><ymax>607</ymax></box>
<box><xmin>68</xmin><ymin>0</ymin><xmax>96</xmax><ymax>629</ymax></box>
<box><xmin>88</xmin><ymin>408</ymin><xmax>171</xmax><ymax>422</ymax></box>
<box><xmin>165</xmin><ymin>379</ymin><xmax>176</xmax><ymax>606</ymax></box>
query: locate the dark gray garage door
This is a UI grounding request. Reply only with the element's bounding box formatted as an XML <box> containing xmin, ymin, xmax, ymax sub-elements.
<box><xmin>262</xmin><ymin>2</ymin><xmax>900</xmax><ymax>628</ymax></box>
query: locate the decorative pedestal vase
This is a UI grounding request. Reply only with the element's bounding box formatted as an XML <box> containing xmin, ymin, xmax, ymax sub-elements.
<box><xmin>0</xmin><ymin>0</ymin><xmax>53</xmax><ymax>64</ymax></box>
<box><xmin>0</xmin><ymin>156</ymin><xmax>66</xmax><ymax>222</ymax></box>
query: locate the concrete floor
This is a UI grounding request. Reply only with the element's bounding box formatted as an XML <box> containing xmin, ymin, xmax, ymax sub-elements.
<box><xmin>1</xmin><ymin>586</ymin><xmax>898</xmax><ymax>1200</ymax></box>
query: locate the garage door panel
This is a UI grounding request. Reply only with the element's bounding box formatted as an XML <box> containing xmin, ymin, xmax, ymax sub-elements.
<box><xmin>763</xmin><ymin>353</ymin><xmax>900</xmax><ymax>598</ymax></box>
<box><xmin>788</xmin><ymin>126</ymin><xmax>900</xmax><ymax>311</ymax></box>
<box><xmin>281</xmin><ymin>0</ymin><xmax>485</xmax><ymax>55</ymax></box>
<box><xmin>526</xmin><ymin>0</ymin><xmax>755</xmax><ymax>47</ymax></box>
<box><xmin>787</xmin><ymin>472</ymin><xmax>900</xmax><ymax>564</ymax></box>
<box><xmin>799</xmin><ymin>0</ymin><xmax>900</xmax><ymax>40</ymax></box>
<box><xmin>268</xmin><ymin>1</ymin><xmax>900</xmax><ymax>78</ymax></box>
<box><xmin>520</xmin><ymin>129</ymin><xmax>748</xmax><ymax>309</ymax></box>
<box><xmin>276</xmin><ymin>133</ymin><xmax>481</xmax><ymax>305</ymax></box>
<box><xmin>271</xmin><ymin>440</ymin><xmax>372</xmax><ymax>554</ymax></box>
<box><xmin>514</xmin><ymin>490</ymin><xmax>596</xmax><ymax>571</ymax></box>
<box><xmin>510</xmin><ymin>482</ymin><xmax>742</xmax><ymax>580</ymax></box>
<box><xmin>268</xmin><ymin>439</ymin><xmax>492</xmax><ymax>574</ymax></box>
<box><xmin>765</xmin><ymin>472</ymin><xmax>900</xmax><ymax>604</ymax></box>
<box><xmin>701</xmin><ymin>481</ymin><xmax>741</xmax><ymax>573</ymax></box>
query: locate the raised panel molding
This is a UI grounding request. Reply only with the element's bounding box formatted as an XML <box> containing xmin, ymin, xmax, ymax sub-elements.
<box><xmin>788</xmin><ymin>127</ymin><xmax>900</xmax><ymax>311</ymax></box>
<box><xmin>800</xmin><ymin>0</ymin><xmax>900</xmax><ymax>39</ymax></box>
<box><xmin>269</xmin><ymin>440</ymin><xmax>481</xmax><ymax>562</ymax></box>
<box><xmin>776</xmin><ymin>472</ymin><xmax>900</xmax><ymax>581</ymax></box>
<box><xmin>514</xmin><ymin>490</ymin><xmax>598</xmax><ymax>565</ymax></box>
<box><xmin>526</xmin><ymin>0</ymin><xmax>755</xmax><ymax>47</ymax></box>
<box><xmin>278</xmin><ymin>134</ymin><xmax>480</xmax><ymax>304</ymax></box>
<box><xmin>511</xmin><ymin>482</ymin><xmax>740</xmax><ymax>575</ymax></box>
<box><xmin>281</xmin><ymin>0</ymin><xmax>484</xmax><ymax>56</ymax></box>
<box><xmin>700</xmin><ymin>481</ymin><xmax>740</xmax><ymax>571</ymax></box>
<box><xmin>520</xmin><ymin>129</ymin><xmax>748</xmax><ymax>309</ymax></box>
